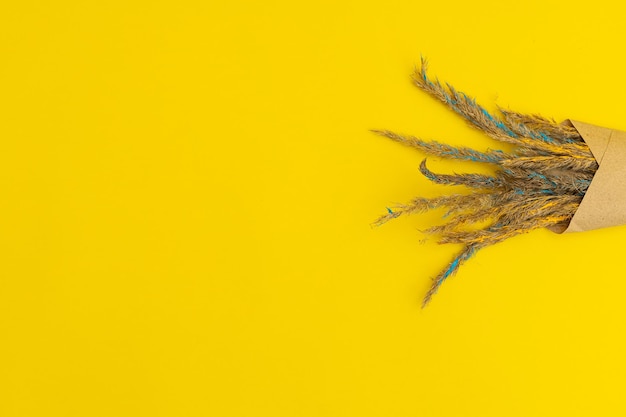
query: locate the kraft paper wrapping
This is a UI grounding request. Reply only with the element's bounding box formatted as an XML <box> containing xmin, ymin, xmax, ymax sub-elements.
<box><xmin>553</xmin><ymin>119</ymin><xmax>626</xmax><ymax>233</ymax></box>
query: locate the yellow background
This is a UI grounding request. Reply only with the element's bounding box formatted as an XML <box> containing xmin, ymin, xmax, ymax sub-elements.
<box><xmin>1</xmin><ymin>1</ymin><xmax>625</xmax><ymax>416</ymax></box>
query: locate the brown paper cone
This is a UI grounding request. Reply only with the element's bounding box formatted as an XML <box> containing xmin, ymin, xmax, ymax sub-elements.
<box><xmin>554</xmin><ymin>119</ymin><xmax>626</xmax><ymax>233</ymax></box>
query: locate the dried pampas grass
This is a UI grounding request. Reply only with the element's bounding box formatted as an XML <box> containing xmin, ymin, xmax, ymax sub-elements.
<box><xmin>373</xmin><ymin>58</ymin><xmax>597</xmax><ymax>307</ymax></box>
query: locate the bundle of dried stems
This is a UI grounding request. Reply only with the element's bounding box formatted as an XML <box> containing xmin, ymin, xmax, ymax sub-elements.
<box><xmin>373</xmin><ymin>58</ymin><xmax>598</xmax><ymax>307</ymax></box>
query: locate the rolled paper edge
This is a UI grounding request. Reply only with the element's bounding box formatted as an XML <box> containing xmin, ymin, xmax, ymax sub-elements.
<box><xmin>551</xmin><ymin>119</ymin><xmax>626</xmax><ymax>233</ymax></box>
